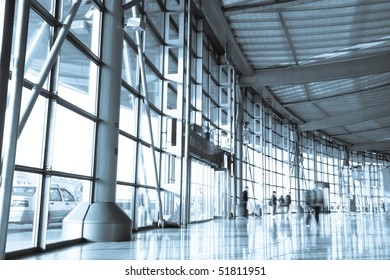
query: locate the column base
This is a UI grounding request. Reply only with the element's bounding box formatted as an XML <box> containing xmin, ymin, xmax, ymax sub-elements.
<box><xmin>62</xmin><ymin>202</ymin><xmax>132</xmax><ymax>242</ymax></box>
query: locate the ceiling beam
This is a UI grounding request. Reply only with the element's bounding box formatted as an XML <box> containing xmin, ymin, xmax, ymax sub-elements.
<box><xmin>350</xmin><ymin>140</ymin><xmax>390</xmax><ymax>152</ymax></box>
<box><xmin>331</xmin><ymin>125</ymin><xmax>390</xmax><ymax>138</ymax></box>
<box><xmin>239</xmin><ymin>53</ymin><xmax>390</xmax><ymax>86</ymax></box>
<box><xmin>200</xmin><ymin>0</ymin><xmax>254</xmax><ymax>76</ymax></box>
<box><xmin>284</xmin><ymin>82</ymin><xmax>390</xmax><ymax>108</ymax></box>
<box><xmin>223</xmin><ymin>0</ymin><xmax>322</xmax><ymax>15</ymax></box>
<box><xmin>277</xmin><ymin>10</ymin><xmax>298</xmax><ymax>65</ymax></box>
<box><xmin>298</xmin><ymin>104</ymin><xmax>390</xmax><ymax>131</ymax></box>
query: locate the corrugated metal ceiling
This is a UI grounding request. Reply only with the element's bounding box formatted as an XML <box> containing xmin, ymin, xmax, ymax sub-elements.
<box><xmin>210</xmin><ymin>0</ymin><xmax>390</xmax><ymax>156</ymax></box>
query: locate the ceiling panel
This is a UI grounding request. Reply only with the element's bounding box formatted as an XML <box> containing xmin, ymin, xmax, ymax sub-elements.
<box><xmin>217</xmin><ymin>0</ymin><xmax>390</xmax><ymax>155</ymax></box>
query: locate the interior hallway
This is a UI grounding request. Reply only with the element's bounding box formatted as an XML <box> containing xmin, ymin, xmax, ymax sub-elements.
<box><xmin>16</xmin><ymin>212</ymin><xmax>390</xmax><ymax>260</ymax></box>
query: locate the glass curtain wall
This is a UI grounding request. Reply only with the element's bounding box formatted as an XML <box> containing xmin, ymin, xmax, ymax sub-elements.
<box><xmin>4</xmin><ymin>0</ymin><xmax>100</xmax><ymax>253</ymax></box>
<box><xmin>118</xmin><ymin>0</ymin><xmax>167</xmax><ymax>229</ymax></box>
<box><xmin>117</xmin><ymin>0</ymin><xmax>231</xmax><ymax>227</ymax></box>
<box><xmin>239</xmin><ymin>90</ymin><xmax>390</xmax><ymax>216</ymax></box>
<box><xmin>1</xmin><ymin>0</ymin><xmax>390</xmax><ymax>259</ymax></box>
<box><xmin>342</xmin><ymin>151</ymin><xmax>387</xmax><ymax>213</ymax></box>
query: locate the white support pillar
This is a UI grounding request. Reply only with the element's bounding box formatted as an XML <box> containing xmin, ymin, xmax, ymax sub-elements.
<box><xmin>0</xmin><ymin>0</ymin><xmax>29</xmax><ymax>259</ymax></box>
<box><xmin>235</xmin><ymin>87</ymin><xmax>244</xmax><ymax>217</ymax></box>
<box><xmin>182</xmin><ymin>0</ymin><xmax>192</xmax><ymax>226</ymax></box>
<box><xmin>0</xmin><ymin>0</ymin><xmax>15</xmax><ymax>160</ymax></box>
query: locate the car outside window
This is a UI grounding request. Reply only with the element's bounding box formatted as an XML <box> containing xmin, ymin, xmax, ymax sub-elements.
<box><xmin>50</xmin><ymin>188</ymin><xmax>62</xmax><ymax>201</ymax></box>
<box><xmin>61</xmin><ymin>189</ymin><xmax>75</xmax><ymax>202</ymax></box>
<box><xmin>13</xmin><ymin>186</ymin><xmax>36</xmax><ymax>195</ymax></box>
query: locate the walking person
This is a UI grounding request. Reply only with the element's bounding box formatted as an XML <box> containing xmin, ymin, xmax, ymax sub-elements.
<box><xmin>242</xmin><ymin>186</ymin><xmax>249</xmax><ymax>217</ymax></box>
<box><xmin>305</xmin><ymin>187</ymin><xmax>323</xmax><ymax>227</ymax></box>
<box><xmin>312</xmin><ymin>188</ymin><xmax>323</xmax><ymax>224</ymax></box>
<box><xmin>278</xmin><ymin>195</ymin><xmax>285</xmax><ymax>214</ymax></box>
<box><xmin>305</xmin><ymin>189</ymin><xmax>313</xmax><ymax>226</ymax></box>
<box><xmin>271</xmin><ymin>191</ymin><xmax>277</xmax><ymax>217</ymax></box>
<box><xmin>285</xmin><ymin>192</ymin><xmax>292</xmax><ymax>214</ymax></box>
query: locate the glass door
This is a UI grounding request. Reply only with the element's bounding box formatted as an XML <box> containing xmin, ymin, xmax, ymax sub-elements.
<box><xmin>189</xmin><ymin>158</ymin><xmax>213</xmax><ymax>222</ymax></box>
<box><xmin>213</xmin><ymin>168</ymin><xmax>231</xmax><ymax>219</ymax></box>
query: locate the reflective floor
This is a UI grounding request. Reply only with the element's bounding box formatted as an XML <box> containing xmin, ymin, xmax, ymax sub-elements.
<box><xmin>17</xmin><ymin>212</ymin><xmax>390</xmax><ymax>260</ymax></box>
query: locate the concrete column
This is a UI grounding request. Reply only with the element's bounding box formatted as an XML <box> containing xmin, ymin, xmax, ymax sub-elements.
<box><xmin>235</xmin><ymin>89</ymin><xmax>244</xmax><ymax>217</ymax></box>
<box><xmin>294</xmin><ymin>129</ymin><xmax>304</xmax><ymax>214</ymax></box>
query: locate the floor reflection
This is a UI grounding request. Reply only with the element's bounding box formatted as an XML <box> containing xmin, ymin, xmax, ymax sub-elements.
<box><xmin>18</xmin><ymin>212</ymin><xmax>390</xmax><ymax>260</ymax></box>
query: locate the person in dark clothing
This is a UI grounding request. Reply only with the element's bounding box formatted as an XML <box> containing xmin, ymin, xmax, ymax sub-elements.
<box><xmin>243</xmin><ymin>186</ymin><xmax>249</xmax><ymax>217</ymax></box>
<box><xmin>278</xmin><ymin>195</ymin><xmax>285</xmax><ymax>206</ymax></box>
<box><xmin>305</xmin><ymin>190</ymin><xmax>313</xmax><ymax>226</ymax></box>
<box><xmin>278</xmin><ymin>195</ymin><xmax>285</xmax><ymax>214</ymax></box>
<box><xmin>313</xmin><ymin>203</ymin><xmax>321</xmax><ymax>223</ymax></box>
<box><xmin>312</xmin><ymin>189</ymin><xmax>323</xmax><ymax>223</ymax></box>
<box><xmin>271</xmin><ymin>191</ymin><xmax>277</xmax><ymax>217</ymax></box>
<box><xmin>305</xmin><ymin>188</ymin><xmax>323</xmax><ymax>226</ymax></box>
<box><xmin>285</xmin><ymin>192</ymin><xmax>292</xmax><ymax>214</ymax></box>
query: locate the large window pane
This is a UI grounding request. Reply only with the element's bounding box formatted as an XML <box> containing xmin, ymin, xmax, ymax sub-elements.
<box><xmin>122</xmin><ymin>42</ymin><xmax>139</xmax><ymax>89</ymax></box>
<box><xmin>202</xmin><ymin>93</ymin><xmax>209</xmax><ymax>118</ymax></box>
<box><xmin>6</xmin><ymin>172</ymin><xmax>42</xmax><ymax>252</ymax></box>
<box><xmin>161</xmin><ymin>154</ymin><xmax>180</xmax><ymax>188</ymax></box>
<box><xmin>209</xmin><ymin>78</ymin><xmax>218</xmax><ymax>102</ymax></box>
<box><xmin>145</xmin><ymin>65</ymin><xmax>162</xmax><ymax>109</ymax></box>
<box><xmin>70</xmin><ymin>2</ymin><xmax>101</xmax><ymax>56</ymax></box>
<box><xmin>161</xmin><ymin>190</ymin><xmax>180</xmax><ymax>223</ymax></box>
<box><xmin>137</xmin><ymin>144</ymin><xmax>159</xmax><ymax>187</ymax></box>
<box><xmin>210</xmin><ymin>55</ymin><xmax>218</xmax><ymax>80</ymax></box>
<box><xmin>144</xmin><ymin>0</ymin><xmax>164</xmax><ymax>36</ymax></box>
<box><xmin>136</xmin><ymin>188</ymin><xmax>156</xmax><ymax>227</ymax></box>
<box><xmin>145</xmin><ymin>24</ymin><xmax>162</xmax><ymax>73</ymax></box>
<box><xmin>23</xmin><ymin>10</ymin><xmax>50</xmax><ymax>85</ymax></box>
<box><xmin>139</xmin><ymin>105</ymin><xmax>161</xmax><ymax>146</ymax></box>
<box><xmin>116</xmin><ymin>184</ymin><xmax>135</xmax><ymax>220</ymax></box>
<box><xmin>210</xmin><ymin>100</ymin><xmax>218</xmax><ymax>124</ymax></box>
<box><xmin>58</xmin><ymin>41</ymin><xmax>98</xmax><ymax>115</ymax></box>
<box><xmin>52</xmin><ymin>106</ymin><xmax>94</xmax><ymax>176</ymax></box>
<box><xmin>46</xmin><ymin>177</ymin><xmax>90</xmax><ymax>244</ymax></box>
<box><xmin>119</xmin><ymin>88</ymin><xmax>138</xmax><ymax>136</ymax></box>
<box><xmin>16</xmin><ymin>94</ymin><xmax>47</xmax><ymax>168</ymax></box>
<box><xmin>7</xmin><ymin>175</ymin><xmax>90</xmax><ymax>247</ymax></box>
<box><xmin>117</xmin><ymin>135</ymin><xmax>136</xmax><ymax>183</ymax></box>
<box><xmin>166</xmin><ymin>83</ymin><xmax>178</xmax><ymax>111</ymax></box>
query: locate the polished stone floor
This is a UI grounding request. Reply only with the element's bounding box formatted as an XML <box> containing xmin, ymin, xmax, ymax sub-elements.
<box><xmin>17</xmin><ymin>212</ymin><xmax>390</xmax><ymax>260</ymax></box>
